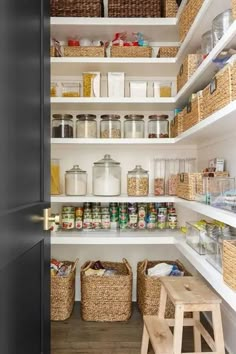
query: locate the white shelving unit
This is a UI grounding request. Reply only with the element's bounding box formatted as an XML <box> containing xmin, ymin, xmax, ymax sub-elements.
<box><xmin>51</xmin><ymin>195</ymin><xmax>175</xmax><ymax>203</ymax></box>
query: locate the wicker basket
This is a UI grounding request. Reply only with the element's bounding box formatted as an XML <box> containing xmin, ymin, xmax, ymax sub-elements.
<box><xmin>158</xmin><ymin>47</ymin><xmax>179</xmax><ymax>58</ymax></box>
<box><xmin>108</xmin><ymin>0</ymin><xmax>161</xmax><ymax>17</ymax></box>
<box><xmin>179</xmin><ymin>0</ymin><xmax>204</xmax><ymax>42</ymax></box>
<box><xmin>111</xmin><ymin>46</ymin><xmax>152</xmax><ymax>58</ymax></box>
<box><xmin>81</xmin><ymin>258</ymin><xmax>132</xmax><ymax>322</ymax></box>
<box><xmin>170</xmin><ymin>111</ymin><xmax>184</xmax><ymax>138</ymax></box>
<box><xmin>162</xmin><ymin>0</ymin><xmax>178</xmax><ymax>17</ymax></box>
<box><xmin>223</xmin><ymin>240</ymin><xmax>236</xmax><ymax>291</ymax></box>
<box><xmin>64</xmin><ymin>46</ymin><xmax>105</xmax><ymax>57</ymax></box>
<box><xmin>177</xmin><ymin>173</ymin><xmax>203</xmax><ymax>200</ymax></box>
<box><xmin>177</xmin><ymin>54</ymin><xmax>203</xmax><ymax>92</ymax></box>
<box><xmin>51</xmin><ymin>259</ymin><xmax>78</xmax><ymax>321</ymax></box>
<box><xmin>50</xmin><ymin>0</ymin><xmax>103</xmax><ymax>17</ymax></box>
<box><xmin>232</xmin><ymin>0</ymin><xmax>236</xmax><ymax>19</ymax></box>
<box><xmin>202</xmin><ymin>59</ymin><xmax>236</xmax><ymax>119</ymax></box>
<box><xmin>137</xmin><ymin>260</ymin><xmax>191</xmax><ymax>317</ymax></box>
<box><xmin>50</xmin><ymin>46</ymin><xmax>55</xmax><ymax>57</ymax></box>
<box><xmin>183</xmin><ymin>93</ymin><xmax>204</xmax><ymax>132</ymax></box>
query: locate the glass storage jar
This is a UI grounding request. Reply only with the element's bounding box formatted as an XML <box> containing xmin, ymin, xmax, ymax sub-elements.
<box><xmin>76</xmin><ymin>114</ymin><xmax>97</xmax><ymax>138</ymax></box>
<box><xmin>51</xmin><ymin>159</ymin><xmax>61</xmax><ymax>195</ymax></box>
<box><xmin>62</xmin><ymin>82</ymin><xmax>81</xmax><ymax>97</ymax></box>
<box><xmin>100</xmin><ymin>115</ymin><xmax>121</xmax><ymax>138</ymax></box>
<box><xmin>127</xmin><ymin>165</ymin><xmax>149</xmax><ymax>196</ymax></box>
<box><xmin>65</xmin><ymin>165</ymin><xmax>87</xmax><ymax>196</ymax></box>
<box><xmin>50</xmin><ymin>82</ymin><xmax>58</xmax><ymax>97</ymax></box>
<box><xmin>124</xmin><ymin>115</ymin><xmax>145</xmax><ymax>138</ymax></box>
<box><xmin>154</xmin><ymin>159</ymin><xmax>165</xmax><ymax>195</ymax></box>
<box><xmin>165</xmin><ymin>159</ymin><xmax>180</xmax><ymax>196</ymax></box>
<box><xmin>201</xmin><ymin>30</ymin><xmax>213</xmax><ymax>56</ymax></box>
<box><xmin>212</xmin><ymin>9</ymin><xmax>233</xmax><ymax>46</ymax></box>
<box><xmin>148</xmin><ymin>115</ymin><xmax>169</xmax><ymax>138</ymax></box>
<box><xmin>52</xmin><ymin>114</ymin><xmax>73</xmax><ymax>138</ymax></box>
<box><xmin>93</xmin><ymin>154</ymin><xmax>121</xmax><ymax>196</ymax></box>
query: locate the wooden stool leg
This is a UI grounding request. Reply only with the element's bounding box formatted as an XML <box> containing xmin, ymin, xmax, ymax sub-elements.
<box><xmin>212</xmin><ymin>304</ymin><xmax>225</xmax><ymax>354</ymax></box>
<box><xmin>141</xmin><ymin>323</ymin><xmax>149</xmax><ymax>354</ymax></box>
<box><xmin>158</xmin><ymin>284</ymin><xmax>168</xmax><ymax>319</ymax></box>
<box><xmin>193</xmin><ymin>312</ymin><xmax>202</xmax><ymax>352</ymax></box>
<box><xmin>173</xmin><ymin>305</ymin><xmax>184</xmax><ymax>354</ymax></box>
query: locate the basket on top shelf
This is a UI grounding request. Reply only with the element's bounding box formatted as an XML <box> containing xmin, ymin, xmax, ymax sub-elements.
<box><xmin>110</xmin><ymin>46</ymin><xmax>152</xmax><ymax>58</ymax></box>
<box><xmin>64</xmin><ymin>46</ymin><xmax>106</xmax><ymax>57</ymax></box>
<box><xmin>223</xmin><ymin>240</ymin><xmax>236</xmax><ymax>291</ymax></box>
<box><xmin>177</xmin><ymin>54</ymin><xmax>203</xmax><ymax>93</ymax></box>
<box><xmin>182</xmin><ymin>92</ymin><xmax>204</xmax><ymax>132</ymax></box>
<box><xmin>179</xmin><ymin>0</ymin><xmax>204</xmax><ymax>42</ymax></box>
<box><xmin>108</xmin><ymin>0</ymin><xmax>161</xmax><ymax>17</ymax></box>
<box><xmin>161</xmin><ymin>0</ymin><xmax>179</xmax><ymax>18</ymax></box>
<box><xmin>137</xmin><ymin>259</ymin><xmax>192</xmax><ymax>317</ymax></box>
<box><xmin>170</xmin><ymin>111</ymin><xmax>184</xmax><ymax>138</ymax></box>
<box><xmin>158</xmin><ymin>47</ymin><xmax>179</xmax><ymax>58</ymax></box>
<box><xmin>233</xmin><ymin>0</ymin><xmax>236</xmax><ymax>19</ymax></box>
<box><xmin>50</xmin><ymin>0</ymin><xmax>104</xmax><ymax>17</ymax></box>
<box><xmin>81</xmin><ymin>258</ymin><xmax>132</xmax><ymax>322</ymax></box>
<box><xmin>51</xmin><ymin>259</ymin><xmax>78</xmax><ymax>321</ymax></box>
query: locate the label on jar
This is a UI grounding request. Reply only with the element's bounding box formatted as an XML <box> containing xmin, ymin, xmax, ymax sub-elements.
<box><xmin>62</xmin><ymin>213</ymin><xmax>75</xmax><ymax>230</ymax></box>
<box><xmin>83</xmin><ymin>216</ymin><xmax>92</xmax><ymax>229</ymax></box>
<box><xmin>75</xmin><ymin>217</ymin><xmax>83</xmax><ymax>230</ymax></box>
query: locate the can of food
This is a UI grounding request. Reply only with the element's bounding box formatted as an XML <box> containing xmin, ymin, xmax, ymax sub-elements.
<box><xmin>168</xmin><ymin>213</ymin><xmax>177</xmax><ymax>230</ymax></box>
<box><xmin>119</xmin><ymin>212</ymin><xmax>128</xmax><ymax>222</ymax></box>
<box><xmin>101</xmin><ymin>214</ymin><xmax>111</xmax><ymax>229</ymax></box>
<box><xmin>138</xmin><ymin>219</ymin><xmax>146</xmax><ymax>230</ymax></box>
<box><xmin>62</xmin><ymin>206</ymin><xmax>75</xmax><ymax>214</ymax></box>
<box><xmin>83</xmin><ymin>214</ymin><xmax>92</xmax><ymax>229</ymax></box>
<box><xmin>92</xmin><ymin>206</ymin><xmax>101</xmax><ymax>213</ymax></box>
<box><xmin>128</xmin><ymin>213</ymin><xmax>138</xmax><ymax>229</ymax></box>
<box><xmin>110</xmin><ymin>204</ymin><xmax>119</xmax><ymax>221</ymax></box>
<box><xmin>75</xmin><ymin>207</ymin><xmax>83</xmax><ymax>217</ymax></box>
<box><xmin>62</xmin><ymin>213</ymin><xmax>75</xmax><ymax>230</ymax></box>
<box><xmin>92</xmin><ymin>212</ymin><xmax>101</xmax><ymax>229</ymax></box>
<box><xmin>119</xmin><ymin>220</ymin><xmax>128</xmax><ymax>229</ymax></box>
<box><xmin>157</xmin><ymin>213</ymin><xmax>166</xmax><ymax>230</ymax></box>
<box><xmin>75</xmin><ymin>217</ymin><xmax>83</xmax><ymax>230</ymax></box>
<box><xmin>101</xmin><ymin>207</ymin><xmax>109</xmax><ymax>215</ymax></box>
<box><xmin>146</xmin><ymin>214</ymin><xmax>156</xmax><ymax>229</ymax></box>
<box><xmin>138</xmin><ymin>205</ymin><xmax>146</xmax><ymax>219</ymax></box>
<box><xmin>158</xmin><ymin>207</ymin><xmax>167</xmax><ymax>215</ymax></box>
<box><xmin>119</xmin><ymin>203</ymin><xmax>128</xmax><ymax>214</ymax></box>
<box><xmin>128</xmin><ymin>203</ymin><xmax>138</xmax><ymax>214</ymax></box>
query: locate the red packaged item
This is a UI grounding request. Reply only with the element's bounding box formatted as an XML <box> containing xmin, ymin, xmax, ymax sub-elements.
<box><xmin>68</xmin><ymin>39</ymin><xmax>79</xmax><ymax>46</ymax></box>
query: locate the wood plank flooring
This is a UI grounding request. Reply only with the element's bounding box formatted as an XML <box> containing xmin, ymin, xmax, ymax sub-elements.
<box><xmin>51</xmin><ymin>302</ymin><xmax>215</xmax><ymax>354</ymax></box>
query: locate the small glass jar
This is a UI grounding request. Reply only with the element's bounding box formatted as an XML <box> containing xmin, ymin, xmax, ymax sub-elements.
<box><xmin>65</xmin><ymin>165</ymin><xmax>87</xmax><ymax>196</ymax></box>
<box><xmin>76</xmin><ymin>114</ymin><xmax>97</xmax><ymax>138</ymax></box>
<box><xmin>154</xmin><ymin>82</ymin><xmax>172</xmax><ymax>97</ymax></box>
<box><xmin>62</xmin><ymin>82</ymin><xmax>81</xmax><ymax>97</ymax></box>
<box><xmin>154</xmin><ymin>159</ymin><xmax>165</xmax><ymax>196</ymax></box>
<box><xmin>100</xmin><ymin>115</ymin><xmax>121</xmax><ymax>139</ymax></box>
<box><xmin>212</xmin><ymin>9</ymin><xmax>233</xmax><ymax>46</ymax></box>
<box><xmin>148</xmin><ymin>115</ymin><xmax>169</xmax><ymax>138</ymax></box>
<box><xmin>50</xmin><ymin>82</ymin><xmax>58</xmax><ymax>97</ymax></box>
<box><xmin>51</xmin><ymin>159</ymin><xmax>61</xmax><ymax>195</ymax></box>
<box><xmin>201</xmin><ymin>30</ymin><xmax>213</xmax><ymax>56</ymax></box>
<box><xmin>127</xmin><ymin>165</ymin><xmax>149</xmax><ymax>196</ymax></box>
<box><xmin>124</xmin><ymin>115</ymin><xmax>145</xmax><ymax>139</ymax></box>
<box><xmin>52</xmin><ymin>114</ymin><xmax>73</xmax><ymax>138</ymax></box>
<box><xmin>93</xmin><ymin>154</ymin><xmax>121</xmax><ymax>196</ymax></box>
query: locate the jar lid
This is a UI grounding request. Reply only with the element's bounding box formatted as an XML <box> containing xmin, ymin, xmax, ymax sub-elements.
<box><xmin>94</xmin><ymin>154</ymin><xmax>120</xmax><ymax>166</ymax></box>
<box><xmin>66</xmin><ymin>165</ymin><xmax>86</xmax><ymax>174</ymax></box>
<box><xmin>148</xmin><ymin>115</ymin><xmax>169</xmax><ymax>121</ymax></box>
<box><xmin>128</xmin><ymin>165</ymin><xmax>148</xmax><ymax>174</ymax></box>
<box><xmin>52</xmin><ymin>114</ymin><xmax>73</xmax><ymax>120</ymax></box>
<box><xmin>124</xmin><ymin>115</ymin><xmax>144</xmax><ymax>120</ymax></box>
<box><xmin>76</xmin><ymin>114</ymin><xmax>96</xmax><ymax>120</ymax></box>
<box><xmin>100</xmin><ymin>114</ymin><xmax>120</xmax><ymax>120</ymax></box>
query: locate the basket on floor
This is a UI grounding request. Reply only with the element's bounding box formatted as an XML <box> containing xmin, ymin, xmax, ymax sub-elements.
<box><xmin>170</xmin><ymin>111</ymin><xmax>184</xmax><ymax>138</ymax></box>
<box><xmin>161</xmin><ymin>0</ymin><xmax>178</xmax><ymax>17</ymax></box>
<box><xmin>51</xmin><ymin>259</ymin><xmax>78</xmax><ymax>321</ymax></box>
<box><xmin>179</xmin><ymin>0</ymin><xmax>204</xmax><ymax>42</ymax></box>
<box><xmin>223</xmin><ymin>240</ymin><xmax>236</xmax><ymax>291</ymax></box>
<box><xmin>110</xmin><ymin>46</ymin><xmax>152</xmax><ymax>58</ymax></box>
<box><xmin>64</xmin><ymin>46</ymin><xmax>105</xmax><ymax>57</ymax></box>
<box><xmin>137</xmin><ymin>260</ymin><xmax>191</xmax><ymax>317</ymax></box>
<box><xmin>50</xmin><ymin>0</ymin><xmax>103</xmax><ymax>17</ymax></box>
<box><xmin>182</xmin><ymin>93</ymin><xmax>204</xmax><ymax>132</ymax></box>
<box><xmin>158</xmin><ymin>47</ymin><xmax>179</xmax><ymax>58</ymax></box>
<box><xmin>177</xmin><ymin>54</ymin><xmax>203</xmax><ymax>93</ymax></box>
<box><xmin>81</xmin><ymin>258</ymin><xmax>132</xmax><ymax>322</ymax></box>
<box><xmin>108</xmin><ymin>0</ymin><xmax>161</xmax><ymax>17</ymax></box>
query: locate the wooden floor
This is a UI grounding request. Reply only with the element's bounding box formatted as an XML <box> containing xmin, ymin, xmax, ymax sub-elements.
<box><xmin>51</xmin><ymin>302</ymin><xmax>214</xmax><ymax>354</ymax></box>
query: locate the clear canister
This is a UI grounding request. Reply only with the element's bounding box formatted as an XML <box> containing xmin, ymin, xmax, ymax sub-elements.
<box><xmin>93</xmin><ymin>154</ymin><xmax>121</xmax><ymax>196</ymax></box>
<box><xmin>50</xmin><ymin>82</ymin><xmax>58</xmax><ymax>97</ymax></box>
<box><xmin>51</xmin><ymin>159</ymin><xmax>61</xmax><ymax>195</ymax></box>
<box><xmin>148</xmin><ymin>115</ymin><xmax>169</xmax><ymax>138</ymax></box>
<box><xmin>165</xmin><ymin>159</ymin><xmax>180</xmax><ymax>196</ymax></box>
<box><xmin>127</xmin><ymin>165</ymin><xmax>149</xmax><ymax>196</ymax></box>
<box><xmin>52</xmin><ymin>114</ymin><xmax>73</xmax><ymax>138</ymax></box>
<box><xmin>154</xmin><ymin>159</ymin><xmax>165</xmax><ymax>196</ymax></box>
<box><xmin>124</xmin><ymin>115</ymin><xmax>145</xmax><ymax>138</ymax></box>
<box><xmin>62</xmin><ymin>82</ymin><xmax>81</xmax><ymax>97</ymax></box>
<box><xmin>212</xmin><ymin>9</ymin><xmax>233</xmax><ymax>46</ymax></box>
<box><xmin>201</xmin><ymin>30</ymin><xmax>213</xmax><ymax>56</ymax></box>
<box><xmin>100</xmin><ymin>115</ymin><xmax>121</xmax><ymax>138</ymax></box>
<box><xmin>65</xmin><ymin>165</ymin><xmax>87</xmax><ymax>196</ymax></box>
<box><xmin>76</xmin><ymin>114</ymin><xmax>97</xmax><ymax>138</ymax></box>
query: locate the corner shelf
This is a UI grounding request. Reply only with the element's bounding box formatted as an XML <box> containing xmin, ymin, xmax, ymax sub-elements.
<box><xmin>51</xmin><ymin>194</ymin><xmax>175</xmax><ymax>203</ymax></box>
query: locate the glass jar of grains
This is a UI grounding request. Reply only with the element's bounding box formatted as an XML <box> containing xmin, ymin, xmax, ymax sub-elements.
<box><xmin>52</xmin><ymin>114</ymin><xmax>73</xmax><ymax>138</ymax></box>
<box><xmin>65</xmin><ymin>165</ymin><xmax>87</xmax><ymax>196</ymax></box>
<box><xmin>148</xmin><ymin>115</ymin><xmax>169</xmax><ymax>138</ymax></box>
<box><xmin>127</xmin><ymin>165</ymin><xmax>149</xmax><ymax>196</ymax></box>
<box><xmin>124</xmin><ymin>115</ymin><xmax>145</xmax><ymax>138</ymax></box>
<box><xmin>100</xmin><ymin>115</ymin><xmax>121</xmax><ymax>139</ymax></box>
<box><xmin>76</xmin><ymin>114</ymin><xmax>97</xmax><ymax>138</ymax></box>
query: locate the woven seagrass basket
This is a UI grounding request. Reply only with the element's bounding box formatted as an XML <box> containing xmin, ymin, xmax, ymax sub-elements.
<box><xmin>108</xmin><ymin>0</ymin><xmax>161</xmax><ymax>17</ymax></box>
<box><xmin>177</xmin><ymin>173</ymin><xmax>203</xmax><ymax>201</ymax></box>
<box><xmin>162</xmin><ymin>0</ymin><xmax>178</xmax><ymax>17</ymax></box>
<box><xmin>170</xmin><ymin>111</ymin><xmax>184</xmax><ymax>138</ymax></box>
<box><xmin>223</xmin><ymin>240</ymin><xmax>236</xmax><ymax>291</ymax></box>
<box><xmin>179</xmin><ymin>0</ymin><xmax>204</xmax><ymax>42</ymax></box>
<box><xmin>177</xmin><ymin>54</ymin><xmax>202</xmax><ymax>92</ymax></box>
<box><xmin>111</xmin><ymin>46</ymin><xmax>152</xmax><ymax>58</ymax></box>
<box><xmin>182</xmin><ymin>93</ymin><xmax>204</xmax><ymax>132</ymax></box>
<box><xmin>64</xmin><ymin>46</ymin><xmax>105</xmax><ymax>57</ymax></box>
<box><xmin>50</xmin><ymin>0</ymin><xmax>103</xmax><ymax>17</ymax></box>
<box><xmin>158</xmin><ymin>47</ymin><xmax>179</xmax><ymax>58</ymax></box>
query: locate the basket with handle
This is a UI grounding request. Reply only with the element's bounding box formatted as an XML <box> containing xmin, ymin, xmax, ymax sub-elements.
<box><xmin>182</xmin><ymin>93</ymin><xmax>204</xmax><ymax>132</ymax></box>
<box><xmin>179</xmin><ymin>0</ymin><xmax>204</xmax><ymax>42</ymax></box>
<box><xmin>161</xmin><ymin>0</ymin><xmax>178</xmax><ymax>17</ymax></box>
<box><xmin>177</xmin><ymin>54</ymin><xmax>203</xmax><ymax>93</ymax></box>
<box><xmin>108</xmin><ymin>0</ymin><xmax>161</xmax><ymax>17</ymax></box>
<box><xmin>50</xmin><ymin>0</ymin><xmax>103</xmax><ymax>17</ymax></box>
<box><xmin>158</xmin><ymin>46</ymin><xmax>179</xmax><ymax>58</ymax></box>
<box><xmin>170</xmin><ymin>111</ymin><xmax>184</xmax><ymax>138</ymax></box>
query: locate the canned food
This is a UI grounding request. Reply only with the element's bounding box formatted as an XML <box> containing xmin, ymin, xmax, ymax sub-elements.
<box><xmin>119</xmin><ymin>213</ymin><xmax>128</xmax><ymax>222</ymax></box>
<box><xmin>62</xmin><ymin>213</ymin><xmax>75</xmax><ymax>230</ymax></box>
<box><xmin>92</xmin><ymin>206</ymin><xmax>101</xmax><ymax>213</ymax></box>
<box><xmin>101</xmin><ymin>214</ymin><xmax>111</xmax><ymax>229</ymax></box>
<box><xmin>83</xmin><ymin>215</ymin><xmax>92</xmax><ymax>229</ymax></box>
<box><xmin>110</xmin><ymin>204</ymin><xmax>119</xmax><ymax>221</ymax></box>
<box><xmin>158</xmin><ymin>207</ymin><xmax>167</xmax><ymax>215</ymax></box>
<box><xmin>157</xmin><ymin>213</ymin><xmax>166</xmax><ymax>229</ymax></box>
<box><xmin>138</xmin><ymin>219</ymin><xmax>146</xmax><ymax>229</ymax></box>
<box><xmin>75</xmin><ymin>207</ymin><xmax>83</xmax><ymax>217</ymax></box>
<box><xmin>62</xmin><ymin>206</ymin><xmax>75</xmax><ymax>213</ymax></box>
<box><xmin>119</xmin><ymin>220</ymin><xmax>128</xmax><ymax>229</ymax></box>
<box><xmin>101</xmin><ymin>207</ymin><xmax>109</xmax><ymax>214</ymax></box>
<box><xmin>146</xmin><ymin>215</ymin><xmax>156</xmax><ymax>229</ymax></box>
<box><xmin>119</xmin><ymin>203</ymin><xmax>128</xmax><ymax>214</ymax></box>
<box><xmin>128</xmin><ymin>213</ymin><xmax>138</xmax><ymax>229</ymax></box>
<box><xmin>168</xmin><ymin>213</ymin><xmax>177</xmax><ymax>230</ymax></box>
<box><xmin>138</xmin><ymin>205</ymin><xmax>146</xmax><ymax>219</ymax></box>
<box><xmin>128</xmin><ymin>203</ymin><xmax>138</xmax><ymax>214</ymax></box>
<box><xmin>75</xmin><ymin>217</ymin><xmax>83</xmax><ymax>230</ymax></box>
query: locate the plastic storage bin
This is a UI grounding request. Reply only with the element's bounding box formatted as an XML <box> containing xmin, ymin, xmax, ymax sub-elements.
<box><xmin>209</xmin><ymin>177</ymin><xmax>236</xmax><ymax>212</ymax></box>
<box><xmin>186</xmin><ymin>221</ymin><xmax>212</xmax><ymax>255</ymax></box>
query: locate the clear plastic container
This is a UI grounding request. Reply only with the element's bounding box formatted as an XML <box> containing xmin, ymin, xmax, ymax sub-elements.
<box><xmin>50</xmin><ymin>82</ymin><xmax>58</xmax><ymax>97</ymax></box>
<box><xmin>62</xmin><ymin>82</ymin><xmax>81</xmax><ymax>97</ymax></box>
<box><xmin>76</xmin><ymin>114</ymin><xmax>97</xmax><ymax>138</ymax></box>
<box><xmin>127</xmin><ymin>165</ymin><xmax>149</xmax><ymax>196</ymax></box>
<box><xmin>65</xmin><ymin>165</ymin><xmax>87</xmax><ymax>196</ymax></box>
<box><xmin>154</xmin><ymin>159</ymin><xmax>165</xmax><ymax>195</ymax></box>
<box><xmin>165</xmin><ymin>159</ymin><xmax>180</xmax><ymax>196</ymax></box>
<box><xmin>148</xmin><ymin>115</ymin><xmax>169</xmax><ymax>138</ymax></box>
<box><xmin>209</xmin><ymin>177</ymin><xmax>236</xmax><ymax>212</ymax></box>
<box><xmin>201</xmin><ymin>30</ymin><xmax>213</xmax><ymax>56</ymax></box>
<box><xmin>160</xmin><ymin>82</ymin><xmax>172</xmax><ymax>97</ymax></box>
<box><xmin>186</xmin><ymin>221</ymin><xmax>211</xmax><ymax>255</ymax></box>
<box><xmin>52</xmin><ymin>114</ymin><xmax>73</xmax><ymax>138</ymax></box>
<box><xmin>93</xmin><ymin>154</ymin><xmax>121</xmax><ymax>196</ymax></box>
<box><xmin>212</xmin><ymin>9</ymin><xmax>233</xmax><ymax>46</ymax></box>
<box><xmin>124</xmin><ymin>115</ymin><xmax>145</xmax><ymax>139</ymax></box>
<box><xmin>100</xmin><ymin>115</ymin><xmax>121</xmax><ymax>139</ymax></box>
<box><xmin>51</xmin><ymin>159</ymin><xmax>61</xmax><ymax>195</ymax></box>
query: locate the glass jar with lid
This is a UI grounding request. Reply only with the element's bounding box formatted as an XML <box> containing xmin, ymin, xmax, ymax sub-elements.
<box><xmin>100</xmin><ymin>115</ymin><xmax>121</xmax><ymax>139</ymax></box>
<box><xmin>62</xmin><ymin>82</ymin><xmax>81</xmax><ymax>97</ymax></box>
<box><xmin>93</xmin><ymin>154</ymin><xmax>121</xmax><ymax>196</ymax></box>
<box><xmin>212</xmin><ymin>9</ymin><xmax>233</xmax><ymax>46</ymax></box>
<box><xmin>127</xmin><ymin>165</ymin><xmax>149</xmax><ymax>196</ymax></box>
<box><xmin>76</xmin><ymin>114</ymin><xmax>97</xmax><ymax>138</ymax></box>
<box><xmin>52</xmin><ymin>114</ymin><xmax>73</xmax><ymax>138</ymax></box>
<box><xmin>65</xmin><ymin>165</ymin><xmax>87</xmax><ymax>196</ymax></box>
<box><xmin>201</xmin><ymin>30</ymin><xmax>213</xmax><ymax>56</ymax></box>
<box><xmin>124</xmin><ymin>115</ymin><xmax>145</xmax><ymax>139</ymax></box>
<box><xmin>148</xmin><ymin>115</ymin><xmax>169</xmax><ymax>138</ymax></box>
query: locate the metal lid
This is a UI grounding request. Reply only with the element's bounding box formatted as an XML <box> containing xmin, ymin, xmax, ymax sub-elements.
<box><xmin>128</xmin><ymin>165</ymin><xmax>148</xmax><ymax>174</ymax></box>
<box><xmin>76</xmin><ymin>114</ymin><xmax>96</xmax><ymax>120</ymax></box>
<box><xmin>66</xmin><ymin>165</ymin><xmax>86</xmax><ymax>174</ymax></box>
<box><xmin>124</xmin><ymin>115</ymin><xmax>144</xmax><ymax>120</ymax></box>
<box><xmin>100</xmin><ymin>115</ymin><xmax>120</xmax><ymax>120</ymax></box>
<box><xmin>52</xmin><ymin>114</ymin><xmax>73</xmax><ymax>120</ymax></box>
<box><xmin>148</xmin><ymin>115</ymin><xmax>169</xmax><ymax>121</ymax></box>
<box><xmin>94</xmin><ymin>154</ymin><xmax>120</xmax><ymax>166</ymax></box>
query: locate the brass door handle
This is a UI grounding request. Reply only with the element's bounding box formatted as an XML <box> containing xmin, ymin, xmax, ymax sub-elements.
<box><xmin>43</xmin><ymin>208</ymin><xmax>60</xmax><ymax>231</ymax></box>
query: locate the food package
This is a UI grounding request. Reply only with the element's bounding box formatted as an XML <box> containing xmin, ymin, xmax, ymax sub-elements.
<box><xmin>108</xmin><ymin>72</ymin><xmax>125</xmax><ymax>97</ymax></box>
<box><xmin>83</xmin><ymin>72</ymin><xmax>100</xmax><ymax>97</ymax></box>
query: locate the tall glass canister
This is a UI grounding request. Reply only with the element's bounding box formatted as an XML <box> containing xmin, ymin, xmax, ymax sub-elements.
<box><xmin>165</xmin><ymin>159</ymin><xmax>180</xmax><ymax>196</ymax></box>
<box><xmin>51</xmin><ymin>159</ymin><xmax>61</xmax><ymax>195</ymax></box>
<box><xmin>154</xmin><ymin>159</ymin><xmax>166</xmax><ymax>195</ymax></box>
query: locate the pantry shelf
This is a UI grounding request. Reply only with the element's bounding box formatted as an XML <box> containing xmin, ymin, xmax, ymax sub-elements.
<box><xmin>51</xmin><ymin>195</ymin><xmax>176</xmax><ymax>203</ymax></box>
<box><xmin>51</xmin><ymin>138</ymin><xmax>176</xmax><ymax>145</ymax></box>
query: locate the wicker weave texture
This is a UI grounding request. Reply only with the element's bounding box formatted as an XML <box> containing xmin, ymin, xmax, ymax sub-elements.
<box><xmin>162</xmin><ymin>0</ymin><xmax>178</xmax><ymax>17</ymax></box>
<box><xmin>108</xmin><ymin>0</ymin><xmax>161</xmax><ymax>17</ymax></box>
<box><xmin>183</xmin><ymin>95</ymin><xmax>204</xmax><ymax>132</ymax></box>
<box><xmin>64</xmin><ymin>46</ymin><xmax>105</xmax><ymax>57</ymax></box>
<box><xmin>177</xmin><ymin>173</ymin><xmax>203</xmax><ymax>201</ymax></box>
<box><xmin>170</xmin><ymin>112</ymin><xmax>184</xmax><ymax>138</ymax></box>
<box><xmin>223</xmin><ymin>240</ymin><xmax>236</xmax><ymax>291</ymax></box>
<box><xmin>51</xmin><ymin>260</ymin><xmax>78</xmax><ymax>321</ymax></box>
<box><xmin>202</xmin><ymin>61</ymin><xmax>236</xmax><ymax>119</ymax></box>
<box><xmin>179</xmin><ymin>0</ymin><xmax>204</xmax><ymax>42</ymax></box>
<box><xmin>177</xmin><ymin>54</ymin><xmax>202</xmax><ymax>92</ymax></box>
<box><xmin>81</xmin><ymin>259</ymin><xmax>132</xmax><ymax>322</ymax></box>
<box><xmin>50</xmin><ymin>0</ymin><xmax>103</xmax><ymax>17</ymax></box>
<box><xmin>233</xmin><ymin>0</ymin><xmax>236</xmax><ymax>19</ymax></box>
<box><xmin>158</xmin><ymin>47</ymin><xmax>179</xmax><ymax>58</ymax></box>
<box><xmin>111</xmin><ymin>46</ymin><xmax>152</xmax><ymax>58</ymax></box>
<box><xmin>137</xmin><ymin>260</ymin><xmax>191</xmax><ymax>317</ymax></box>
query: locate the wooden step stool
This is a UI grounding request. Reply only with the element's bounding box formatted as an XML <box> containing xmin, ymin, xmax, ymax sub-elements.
<box><xmin>141</xmin><ymin>276</ymin><xmax>225</xmax><ymax>354</ymax></box>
